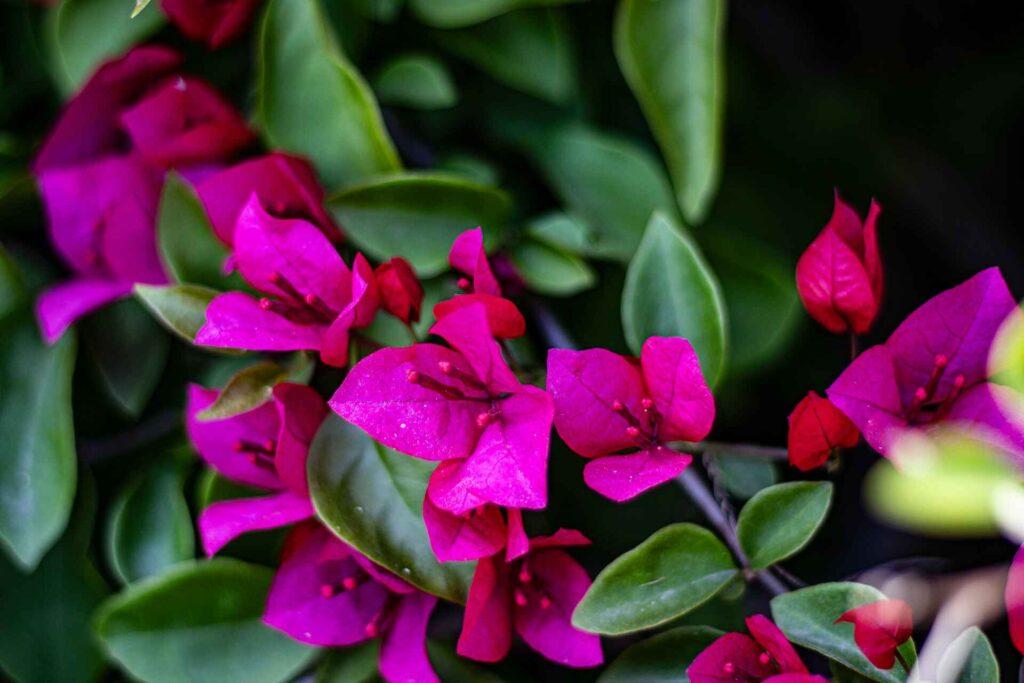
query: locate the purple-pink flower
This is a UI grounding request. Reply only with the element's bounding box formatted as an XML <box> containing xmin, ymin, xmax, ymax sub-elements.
<box><xmin>422</xmin><ymin>500</ymin><xmax>528</xmax><ymax>564</ymax></box>
<box><xmin>457</xmin><ymin>529</ymin><xmax>602</xmax><ymax>668</ymax></box>
<box><xmin>688</xmin><ymin>615</ymin><xmax>825</xmax><ymax>683</ymax></box>
<box><xmin>186</xmin><ymin>382</ymin><xmax>327</xmax><ymax>555</ymax></box>
<box><xmin>264</xmin><ymin>522</ymin><xmax>439</xmax><ymax>683</ymax></box>
<box><xmin>827</xmin><ymin>268</ymin><xmax>1024</xmax><ymax>457</ymax></box>
<box><xmin>547</xmin><ymin>337</ymin><xmax>715</xmax><ymax>501</ymax></box>
<box><xmin>195</xmin><ymin>196</ymin><xmax>378</xmax><ymax>367</ymax></box>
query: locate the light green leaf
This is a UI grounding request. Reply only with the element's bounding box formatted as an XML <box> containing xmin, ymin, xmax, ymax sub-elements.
<box><xmin>937</xmin><ymin>627</ymin><xmax>999</xmax><ymax>683</ymax></box>
<box><xmin>95</xmin><ymin>559</ymin><xmax>315</xmax><ymax>683</ymax></box>
<box><xmin>737</xmin><ymin>481</ymin><xmax>833</xmax><ymax>569</ymax></box>
<box><xmin>772</xmin><ymin>582</ymin><xmax>917</xmax><ymax>683</ymax></box>
<box><xmin>990</xmin><ymin>304</ymin><xmax>1024</xmax><ymax>393</ymax></box>
<box><xmin>615</xmin><ymin>0</ymin><xmax>726</xmax><ymax>224</ymax></box>
<box><xmin>328</xmin><ymin>173</ymin><xmax>511</xmax><ymax>277</ymax></box>
<box><xmin>598</xmin><ymin>626</ymin><xmax>723</xmax><ymax>682</ymax></box>
<box><xmin>197</xmin><ymin>361</ymin><xmax>288</xmax><ymax>421</ymax></box>
<box><xmin>374</xmin><ymin>54</ymin><xmax>457</xmax><ymax>110</ymax></box>
<box><xmin>308</xmin><ymin>415</ymin><xmax>474</xmax><ymax>603</ymax></box>
<box><xmin>131</xmin><ymin>0</ymin><xmax>153</xmax><ymax>18</ymax></box>
<box><xmin>440</xmin><ymin>9</ymin><xmax>575</xmax><ymax>103</ymax></box>
<box><xmin>436</xmin><ymin>154</ymin><xmax>501</xmax><ymax>186</ymax></box>
<box><xmin>621</xmin><ymin>211</ymin><xmax>727</xmax><ymax>385</ymax></box>
<box><xmin>134</xmin><ymin>283</ymin><xmax>219</xmax><ymax>346</ymax></box>
<box><xmin>572</xmin><ymin>523</ymin><xmax>737</xmax><ymax>635</ymax></box>
<box><xmin>525</xmin><ymin>211</ymin><xmax>592</xmax><ymax>254</ymax></box>
<box><xmin>257</xmin><ymin>0</ymin><xmax>400</xmax><ymax>190</ymax></box>
<box><xmin>510</xmin><ymin>237</ymin><xmax>595</xmax><ymax>296</ymax></box>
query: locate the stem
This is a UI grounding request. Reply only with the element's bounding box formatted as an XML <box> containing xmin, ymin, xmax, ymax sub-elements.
<box><xmin>895</xmin><ymin>650</ymin><xmax>911</xmax><ymax>673</ymax></box>
<box><xmin>689</xmin><ymin>441</ymin><xmax>788</xmax><ymax>460</ymax></box>
<box><xmin>530</xmin><ymin>298</ymin><xmax>577</xmax><ymax>350</ymax></box>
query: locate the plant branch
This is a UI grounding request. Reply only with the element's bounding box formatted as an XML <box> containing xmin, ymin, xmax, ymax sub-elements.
<box><xmin>686</xmin><ymin>441</ymin><xmax>789</xmax><ymax>460</ymax></box>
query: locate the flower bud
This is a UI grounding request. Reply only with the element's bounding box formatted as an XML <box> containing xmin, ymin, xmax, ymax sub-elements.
<box><xmin>787</xmin><ymin>391</ymin><xmax>859</xmax><ymax>471</ymax></box>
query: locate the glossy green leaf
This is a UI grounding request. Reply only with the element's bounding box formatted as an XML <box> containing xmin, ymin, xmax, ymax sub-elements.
<box><xmin>411</xmin><ymin>0</ymin><xmax>582</xmax><ymax>27</ymax></box>
<box><xmin>49</xmin><ymin>0</ymin><xmax>166</xmax><ymax>96</ymax></box>
<box><xmin>621</xmin><ymin>211</ymin><xmax>727</xmax><ymax>385</ymax></box>
<box><xmin>937</xmin><ymin>627</ymin><xmax>999</xmax><ymax>683</ymax></box>
<box><xmin>572</xmin><ymin>523</ymin><xmax>737</xmax><ymax>635</ymax></box>
<box><xmin>197</xmin><ymin>361</ymin><xmax>288</xmax><ymax>421</ymax></box>
<box><xmin>0</xmin><ymin>316</ymin><xmax>76</xmax><ymax>571</ymax></box>
<box><xmin>316</xmin><ymin>641</ymin><xmax>379</xmax><ymax>683</ymax></box>
<box><xmin>134</xmin><ymin>283</ymin><xmax>218</xmax><ymax>345</ymax></box>
<box><xmin>106</xmin><ymin>457</ymin><xmax>194</xmax><ymax>584</ymax></box>
<box><xmin>308</xmin><ymin>415</ymin><xmax>474</xmax><ymax>603</ymax></box>
<box><xmin>525</xmin><ymin>211</ymin><xmax>591</xmax><ymax>254</ymax></box>
<box><xmin>737</xmin><ymin>481</ymin><xmax>833</xmax><ymax>569</ymax></box>
<box><xmin>158</xmin><ymin>173</ymin><xmax>239</xmax><ymax>290</ymax></box>
<box><xmin>711</xmin><ymin>454</ymin><xmax>778</xmax><ymax>500</ymax></box>
<box><xmin>95</xmin><ymin>559</ymin><xmax>314</xmax><ymax>683</ymax></box>
<box><xmin>257</xmin><ymin>0</ymin><xmax>400</xmax><ymax>190</ymax></box>
<box><xmin>599</xmin><ymin>626</ymin><xmax>723</xmax><ymax>682</ymax></box>
<box><xmin>526</xmin><ymin>124</ymin><xmax>677</xmax><ymax>261</ymax></box>
<box><xmin>615</xmin><ymin>0</ymin><xmax>726</xmax><ymax>224</ymax></box>
<box><xmin>374</xmin><ymin>54</ymin><xmax>457</xmax><ymax>109</ymax></box>
<box><xmin>83</xmin><ymin>297</ymin><xmax>169</xmax><ymax>418</ymax></box>
<box><xmin>329</xmin><ymin>173</ymin><xmax>511</xmax><ymax>277</ymax></box>
<box><xmin>441</xmin><ymin>9</ymin><xmax>575</xmax><ymax>103</ymax></box>
<box><xmin>510</xmin><ymin>237</ymin><xmax>595</xmax><ymax>296</ymax></box>
<box><xmin>771</xmin><ymin>582</ymin><xmax>917</xmax><ymax>683</ymax></box>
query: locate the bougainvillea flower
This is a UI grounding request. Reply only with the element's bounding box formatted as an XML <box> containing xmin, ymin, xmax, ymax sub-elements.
<box><xmin>422</xmin><ymin>500</ymin><xmax>529</xmax><ymax>563</ymax></box>
<box><xmin>1008</xmin><ymin>545</ymin><xmax>1024</xmax><ymax>654</ymax></box>
<box><xmin>835</xmin><ymin>599</ymin><xmax>913</xmax><ymax>669</ymax></box>
<box><xmin>433</xmin><ymin>227</ymin><xmax>525</xmax><ymax>339</ymax></box>
<box><xmin>264</xmin><ymin>522</ymin><xmax>439</xmax><ymax>683</ymax></box>
<box><xmin>331</xmin><ymin>303</ymin><xmax>552</xmax><ymax>513</ymax></box>
<box><xmin>688</xmin><ymin>615</ymin><xmax>826</xmax><ymax>683</ymax></box>
<box><xmin>196</xmin><ymin>152</ymin><xmax>337</xmax><ymax>247</ymax></box>
<box><xmin>196</xmin><ymin>196</ymin><xmax>378</xmax><ymax>366</ymax></box>
<box><xmin>787</xmin><ymin>391</ymin><xmax>860</xmax><ymax>471</ymax></box>
<box><xmin>375</xmin><ymin>257</ymin><xmax>425</xmax><ymax>325</ymax></box>
<box><xmin>186</xmin><ymin>382</ymin><xmax>327</xmax><ymax>555</ymax></box>
<box><xmin>35</xmin><ymin>155</ymin><xmax>165</xmax><ymax>342</ymax></box>
<box><xmin>33</xmin><ymin>46</ymin><xmax>182</xmax><ymax>173</ymax></box>
<box><xmin>828</xmin><ymin>268</ymin><xmax>1024</xmax><ymax>456</ymax></box>
<box><xmin>119</xmin><ymin>75</ymin><xmax>254</xmax><ymax>169</ymax></box>
<box><xmin>161</xmin><ymin>0</ymin><xmax>262</xmax><ymax>49</ymax></box>
<box><xmin>796</xmin><ymin>191</ymin><xmax>883</xmax><ymax>335</ymax></box>
<box><xmin>547</xmin><ymin>337</ymin><xmax>715</xmax><ymax>502</ymax></box>
<box><xmin>457</xmin><ymin>529</ymin><xmax>602</xmax><ymax>668</ymax></box>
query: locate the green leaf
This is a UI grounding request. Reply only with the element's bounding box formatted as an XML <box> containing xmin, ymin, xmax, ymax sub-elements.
<box><xmin>737</xmin><ymin>481</ymin><xmax>833</xmax><ymax>569</ymax></box>
<box><xmin>525</xmin><ymin>124</ymin><xmax>678</xmax><ymax>261</ymax></box>
<box><xmin>83</xmin><ymin>298</ymin><xmax>169</xmax><ymax>418</ymax></box>
<box><xmin>989</xmin><ymin>303</ymin><xmax>1024</xmax><ymax>392</ymax></box>
<box><xmin>771</xmin><ymin>582</ymin><xmax>917</xmax><ymax>683</ymax></box>
<box><xmin>937</xmin><ymin>627</ymin><xmax>999</xmax><ymax>683</ymax></box>
<box><xmin>131</xmin><ymin>0</ymin><xmax>153</xmax><ymax>18</ymax></box>
<box><xmin>621</xmin><ymin>211</ymin><xmax>727</xmax><ymax>386</ymax></box>
<box><xmin>0</xmin><ymin>244</ymin><xmax>26</xmax><ymax>322</ymax></box>
<box><xmin>316</xmin><ymin>641</ymin><xmax>380</xmax><ymax>683</ymax></box>
<box><xmin>350</xmin><ymin>0</ymin><xmax>404</xmax><ymax>23</ymax></box>
<box><xmin>197</xmin><ymin>361</ymin><xmax>288</xmax><ymax>421</ymax></box>
<box><xmin>615</xmin><ymin>0</ymin><xmax>725</xmax><ymax>224</ymax></box>
<box><xmin>525</xmin><ymin>211</ymin><xmax>592</xmax><ymax>254</ymax></box>
<box><xmin>598</xmin><ymin>626</ymin><xmax>723</xmax><ymax>682</ymax></box>
<box><xmin>308</xmin><ymin>415</ymin><xmax>474</xmax><ymax>603</ymax></box>
<box><xmin>572</xmin><ymin>523</ymin><xmax>738</xmax><ymax>635</ymax></box>
<box><xmin>436</xmin><ymin>154</ymin><xmax>501</xmax><ymax>186</ymax></box>
<box><xmin>510</xmin><ymin>237</ymin><xmax>595</xmax><ymax>296</ymax></box>
<box><xmin>711</xmin><ymin>455</ymin><xmax>777</xmax><ymax>500</ymax></box>
<box><xmin>49</xmin><ymin>0</ymin><xmax>166</xmax><ymax>96</ymax></box>
<box><xmin>440</xmin><ymin>9</ymin><xmax>575</xmax><ymax>104</ymax></box>
<box><xmin>134</xmin><ymin>283</ymin><xmax>218</xmax><ymax>345</ymax></box>
<box><xmin>95</xmin><ymin>559</ymin><xmax>314</xmax><ymax>683</ymax></box>
<box><xmin>374</xmin><ymin>54</ymin><xmax>457</xmax><ymax>110</ymax></box>
<box><xmin>328</xmin><ymin>173</ymin><xmax>511</xmax><ymax>277</ymax></box>
<box><xmin>0</xmin><ymin>316</ymin><xmax>76</xmax><ymax>571</ymax></box>
<box><xmin>428</xmin><ymin>641</ymin><xmax>509</xmax><ymax>682</ymax></box>
<box><xmin>411</xmin><ymin>0</ymin><xmax>583</xmax><ymax>27</ymax></box>
<box><xmin>106</xmin><ymin>456</ymin><xmax>194</xmax><ymax>584</ymax></box>
<box><xmin>257</xmin><ymin>0</ymin><xmax>401</xmax><ymax>190</ymax></box>
<box><xmin>158</xmin><ymin>173</ymin><xmax>239</xmax><ymax>290</ymax></box>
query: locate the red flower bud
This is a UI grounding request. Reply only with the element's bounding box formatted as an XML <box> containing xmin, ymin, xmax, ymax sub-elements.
<box><xmin>374</xmin><ymin>257</ymin><xmax>424</xmax><ymax>324</ymax></box>
<box><xmin>161</xmin><ymin>0</ymin><xmax>262</xmax><ymax>49</ymax></box>
<box><xmin>835</xmin><ymin>599</ymin><xmax>913</xmax><ymax>669</ymax></box>
<box><xmin>796</xmin><ymin>190</ymin><xmax>883</xmax><ymax>334</ymax></box>
<box><xmin>787</xmin><ymin>391</ymin><xmax>859</xmax><ymax>471</ymax></box>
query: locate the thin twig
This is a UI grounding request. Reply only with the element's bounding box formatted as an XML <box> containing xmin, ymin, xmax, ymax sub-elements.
<box><xmin>78</xmin><ymin>409</ymin><xmax>182</xmax><ymax>464</ymax></box>
<box><xmin>529</xmin><ymin>298</ymin><xmax>577</xmax><ymax>350</ymax></box>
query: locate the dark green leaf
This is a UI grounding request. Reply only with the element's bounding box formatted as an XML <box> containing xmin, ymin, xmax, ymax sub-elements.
<box><xmin>134</xmin><ymin>283</ymin><xmax>220</xmax><ymax>346</ymax></box>
<box><xmin>771</xmin><ymin>582</ymin><xmax>917</xmax><ymax>683</ymax></box>
<box><xmin>411</xmin><ymin>0</ymin><xmax>583</xmax><ymax>27</ymax></box>
<box><xmin>308</xmin><ymin>414</ymin><xmax>474</xmax><ymax>603</ymax></box>
<box><xmin>440</xmin><ymin>9</ymin><xmax>575</xmax><ymax>104</ymax></box>
<box><xmin>711</xmin><ymin>455</ymin><xmax>778</xmax><ymax>500</ymax></box>
<box><xmin>374</xmin><ymin>54</ymin><xmax>457</xmax><ymax>109</ymax></box>
<box><xmin>572</xmin><ymin>523</ymin><xmax>738</xmax><ymax>635</ymax></box>
<box><xmin>615</xmin><ymin>0</ymin><xmax>725</xmax><ymax>224</ymax></box>
<box><xmin>525</xmin><ymin>211</ymin><xmax>591</xmax><ymax>254</ymax></box>
<box><xmin>737</xmin><ymin>481</ymin><xmax>833</xmax><ymax>569</ymax></box>
<box><xmin>158</xmin><ymin>173</ymin><xmax>240</xmax><ymax>290</ymax></box>
<box><xmin>937</xmin><ymin>627</ymin><xmax>999</xmax><ymax>683</ymax></box>
<box><xmin>621</xmin><ymin>211</ymin><xmax>727</xmax><ymax>385</ymax></box>
<box><xmin>257</xmin><ymin>0</ymin><xmax>401</xmax><ymax>190</ymax></box>
<box><xmin>428</xmin><ymin>641</ymin><xmax>508</xmax><ymax>682</ymax></box>
<box><xmin>317</xmin><ymin>641</ymin><xmax>380</xmax><ymax>683</ymax></box>
<box><xmin>83</xmin><ymin>297</ymin><xmax>169</xmax><ymax>418</ymax></box>
<box><xmin>106</xmin><ymin>456</ymin><xmax>194</xmax><ymax>584</ymax></box>
<box><xmin>351</xmin><ymin>0</ymin><xmax>404</xmax><ymax>23</ymax></box>
<box><xmin>510</xmin><ymin>237</ymin><xmax>595</xmax><ymax>296</ymax></box>
<box><xmin>328</xmin><ymin>173</ymin><xmax>511</xmax><ymax>277</ymax></box>
<box><xmin>598</xmin><ymin>626</ymin><xmax>723</xmax><ymax>682</ymax></box>
<box><xmin>0</xmin><ymin>244</ymin><xmax>26</xmax><ymax>322</ymax></box>
<box><xmin>197</xmin><ymin>360</ymin><xmax>288</xmax><ymax>421</ymax></box>
<box><xmin>0</xmin><ymin>316</ymin><xmax>76</xmax><ymax>571</ymax></box>
<box><xmin>95</xmin><ymin>559</ymin><xmax>314</xmax><ymax>683</ymax></box>
<box><xmin>436</xmin><ymin>154</ymin><xmax>501</xmax><ymax>186</ymax></box>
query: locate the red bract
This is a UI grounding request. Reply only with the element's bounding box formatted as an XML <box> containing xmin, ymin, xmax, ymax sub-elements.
<box><xmin>796</xmin><ymin>191</ymin><xmax>883</xmax><ymax>335</ymax></box>
<box><xmin>835</xmin><ymin>599</ymin><xmax>913</xmax><ymax>669</ymax></box>
<box><xmin>547</xmin><ymin>338</ymin><xmax>715</xmax><ymax>502</ymax></box>
<box><xmin>458</xmin><ymin>529</ymin><xmax>602</xmax><ymax>668</ymax></box>
<box><xmin>161</xmin><ymin>0</ymin><xmax>262</xmax><ymax>49</ymax></box>
<box><xmin>787</xmin><ymin>391</ymin><xmax>859</xmax><ymax>471</ymax></box>
<box><xmin>375</xmin><ymin>257</ymin><xmax>425</xmax><ymax>325</ymax></box>
<box><xmin>688</xmin><ymin>615</ymin><xmax>825</xmax><ymax>683</ymax></box>
<box><xmin>1007</xmin><ymin>545</ymin><xmax>1024</xmax><ymax>654</ymax></box>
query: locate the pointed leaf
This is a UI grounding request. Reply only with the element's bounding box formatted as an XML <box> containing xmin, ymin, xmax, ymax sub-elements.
<box><xmin>197</xmin><ymin>361</ymin><xmax>288</xmax><ymax>421</ymax></box>
<box><xmin>599</xmin><ymin>625</ymin><xmax>723</xmax><ymax>682</ymax></box>
<box><xmin>737</xmin><ymin>481</ymin><xmax>832</xmax><ymax>569</ymax></box>
<box><xmin>937</xmin><ymin>627</ymin><xmax>998</xmax><ymax>683</ymax></box>
<box><xmin>509</xmin><ymin>237</ymin><xmax>595</xmax><ymax>297</ymax></box>
<box><xmin>134</xmin><ymin>283</ymin><xmax>221</xmax><ymax>346</ymax></box>
<box><xmin>374</xmin><ymin>54</ymin><xmax>457</xmax><ymax>110</ymax></box>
